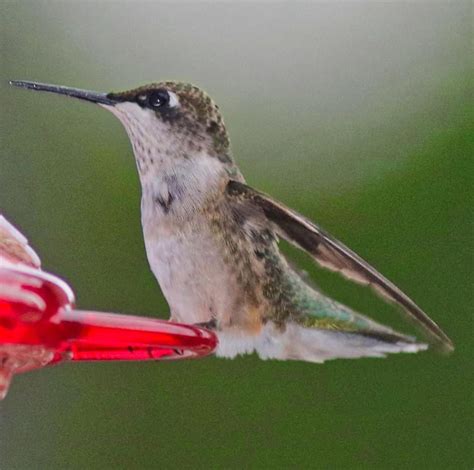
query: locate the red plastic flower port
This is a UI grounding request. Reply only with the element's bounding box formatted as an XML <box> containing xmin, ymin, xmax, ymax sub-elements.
<box><xmin>0</xmin><ymin>215</ymin><xmax>217</xmax><ymax>399</ymax></box>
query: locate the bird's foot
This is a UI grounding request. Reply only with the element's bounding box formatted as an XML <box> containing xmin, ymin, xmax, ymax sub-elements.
<box><xmin>194</xmin><ymin>320</ymin><xmax>217</xmax><ymax>330</ymax></box>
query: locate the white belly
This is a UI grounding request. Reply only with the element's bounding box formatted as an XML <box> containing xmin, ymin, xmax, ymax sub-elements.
<box><xmin>143</xmin><ymin>221</ymin><xmax>240</xmax><ymax>325</ymax></box>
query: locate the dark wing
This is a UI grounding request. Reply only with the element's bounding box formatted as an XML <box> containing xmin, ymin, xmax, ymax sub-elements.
<box><xmin>226</xmin><ymin>180</ymin><xmax>454</xmax><ymax>352</ymax></box>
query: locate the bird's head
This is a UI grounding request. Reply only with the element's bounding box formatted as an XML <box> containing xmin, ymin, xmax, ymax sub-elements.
<box><xmin>107</xmin><ymin>82</ymin><xmax>231</xmax><ymax>164</ymax></box>
<box><xmin>10</xmin><ymin>80</ymin><xmax>235</xmax><ymax>181</ymax></box>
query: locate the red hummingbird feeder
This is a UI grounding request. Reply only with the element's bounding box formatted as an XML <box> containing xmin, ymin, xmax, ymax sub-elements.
<box><xmin>0</xmin><ymin>215</ymin><xmax>217</xmax><ymax>399</ymax></box>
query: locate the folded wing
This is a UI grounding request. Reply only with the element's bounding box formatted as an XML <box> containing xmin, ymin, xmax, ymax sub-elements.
<box><xmin>226</xmin><ymin>180</ymin><xmax>454</xmax><ymax>352</ymax></box>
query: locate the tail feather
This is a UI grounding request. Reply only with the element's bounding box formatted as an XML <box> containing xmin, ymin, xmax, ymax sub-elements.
<box><xmin>215</xmin><ymin>322</ymin><xmax>427</xmax><ymax>363</ymax></box>
<box><xmin>259</xmin><ymin>323</ymin><xmax>427</xmax><ymax>363</ymax></box>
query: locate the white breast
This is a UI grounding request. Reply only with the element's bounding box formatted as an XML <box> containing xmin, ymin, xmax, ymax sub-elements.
<box><xmin>144</xmin><ymin>219</ymin><xmax>240</xmax><ymax>325</ymax></box>
<box><xmin>109</xmin><ymin>100</ymin><xmax>241</xmax><ymax>324</ymax></box>
<box><xmin>138</xmin><ymin>153</ymin><xmax>240</xmax><ymax>324</ymax></box>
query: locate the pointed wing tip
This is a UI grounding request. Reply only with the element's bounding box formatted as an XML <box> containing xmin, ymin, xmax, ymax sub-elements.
<box><xmin>435</xmin><ymin>338</ymin><xmax>455</xmax><ymax>355</ymax></box>
<box><xmin>425</xmin><ymin>328</ymin><xmax>454</xmax><ymax>354</ymax></box>
<box><xmin>413</xmin><ymin>315</ymin><xmax>454</xmax><ymax>355</ymax></box>
<box><xmin>401</xmin><ymin>312</ymin><xmax>454</xmax><ymax>355</ymax></box>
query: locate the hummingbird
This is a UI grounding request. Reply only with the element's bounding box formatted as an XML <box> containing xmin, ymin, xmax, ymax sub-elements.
<box><xmin>10</xmin><ymin>79</ymin><xmax>454</xmax><ymax>362</ymax></box>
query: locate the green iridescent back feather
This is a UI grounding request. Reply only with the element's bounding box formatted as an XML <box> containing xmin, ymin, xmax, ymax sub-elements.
<box><xmin>258</xmin><ymin>238</ymin><xmax>414</xmax><ymax>343</ymax></box>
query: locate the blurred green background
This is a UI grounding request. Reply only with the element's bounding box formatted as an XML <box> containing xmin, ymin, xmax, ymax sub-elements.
<box><xmin>1</xmin><ymin>2</ymin><xmax>472</xmax><ymax>469</ymax></box>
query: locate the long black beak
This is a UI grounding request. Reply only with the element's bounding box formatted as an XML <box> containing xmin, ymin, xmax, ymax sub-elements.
<box><xmin>9</xmin><ymin>80</ymin><xmax>117</xmax><ymax>106</ymax></box>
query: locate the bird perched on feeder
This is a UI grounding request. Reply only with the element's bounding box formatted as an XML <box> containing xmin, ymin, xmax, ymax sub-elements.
<box><xmin>10</xmin><ymin>79</ymin><xmax>454</xmax><ymax>362</ymax></box>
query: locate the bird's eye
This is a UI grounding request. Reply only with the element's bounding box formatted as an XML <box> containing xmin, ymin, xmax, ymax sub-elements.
<box><xmin>148</xmin><ymin>89</ymin><xmax>170</xmax><ymax>108</ymax></box>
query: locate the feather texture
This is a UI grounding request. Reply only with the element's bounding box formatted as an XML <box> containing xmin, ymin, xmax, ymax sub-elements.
<box><xmin>226</xmin><ymin>180</ymin><xmax>453</xmax><ymax>352</ymax></box>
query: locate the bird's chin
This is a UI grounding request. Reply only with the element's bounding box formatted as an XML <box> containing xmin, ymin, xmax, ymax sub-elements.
<box><xmin>98</xmin><ymin>103</ymin><xmax>115</xmax><ymax>111</ymax></box>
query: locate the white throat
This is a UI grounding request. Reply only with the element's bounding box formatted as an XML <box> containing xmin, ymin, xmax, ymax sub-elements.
<box><xmin>105</xmin><ymin>101</ymin><xmax>226</xmax><ymax>219</ymax></box>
